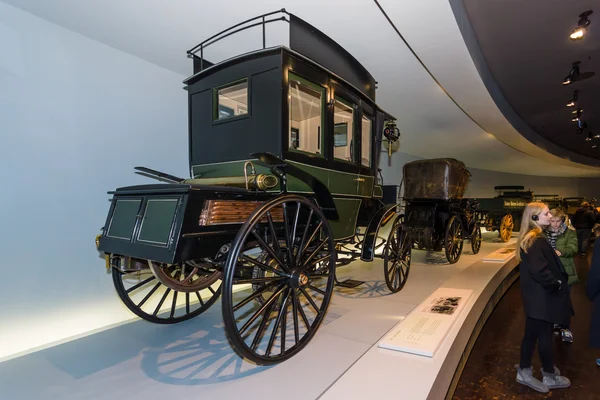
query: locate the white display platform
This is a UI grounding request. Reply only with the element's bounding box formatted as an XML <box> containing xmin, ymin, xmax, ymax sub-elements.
<box><xmin>0</xmin><ymin>233</ymin><xmax>518</xmax><ymax>400</ymax></box>
<box><xmin>379</xmin><ymin>287</ymin><xmax>473</xmax><ymax>357</ymax></box>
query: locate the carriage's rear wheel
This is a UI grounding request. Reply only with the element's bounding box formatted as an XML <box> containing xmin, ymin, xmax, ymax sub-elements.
<box><xmin>470</xmin><ymin>223</ymin><xmax>482</xmax><ymax>254</ymax></box>
<box><xmin>222</xmin><ymin>195</ymin><xmax>335</xmax><ymax>365</ymax></box>
<box><xmin>383</xmin><ymin>216</ymin><xmax>411</xmax><ymax>293</ymax></box>
<box><xmin>499</xmin><ymin>214</ymin><xmax>514</xmax><ymax>243</ymax></box>
<box><xmin>112</xmin><ymin>259</ymin><xmax>222</xmax><ymax>324</ymax></box>
<box><xmin>444</xmin><ymin>215</ymin><xmax>464</xmax><ymax>264</ymax></box>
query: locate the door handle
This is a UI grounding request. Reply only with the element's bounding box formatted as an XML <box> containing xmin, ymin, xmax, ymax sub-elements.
<box><xmin>354</xmin><ymin>178</ymin><xmax>365</xmax><ymax>182</ymax></box>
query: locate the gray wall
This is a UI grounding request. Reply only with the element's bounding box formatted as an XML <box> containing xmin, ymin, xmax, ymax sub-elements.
<box><xmin>0</xmin><ymin>3</ymin><xmax>188</xmax><ymax>360</ymax></box>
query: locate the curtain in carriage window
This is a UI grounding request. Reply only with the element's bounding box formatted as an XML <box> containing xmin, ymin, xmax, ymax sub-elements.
<box><xmin>288</xmin><ymin>74</ymin><xmax>324</xmax><ymax>156</ymax></box>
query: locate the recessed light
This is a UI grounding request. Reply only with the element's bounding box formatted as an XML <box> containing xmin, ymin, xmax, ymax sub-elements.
<box><xmin>570</xmin><ymin>10</ymin><xmax>593</xmax><ymax>40</ymax></box>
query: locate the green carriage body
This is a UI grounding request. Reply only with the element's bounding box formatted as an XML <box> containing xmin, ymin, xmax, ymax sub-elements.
<box><xmin>98</xmin><ymin>15</ymin><xmax>396</xmax><ymax>265</ymax></box>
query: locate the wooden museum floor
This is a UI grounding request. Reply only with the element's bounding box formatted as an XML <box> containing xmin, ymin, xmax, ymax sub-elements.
<box><xmin>453</xmin><ymin>249</ymin><xmax>600</xmax><ymax>400</ymax></box>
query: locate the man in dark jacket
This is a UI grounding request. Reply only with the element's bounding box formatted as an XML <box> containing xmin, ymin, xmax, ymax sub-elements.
<box><xmin>571</xmin><ymin>202</ymin><xmax>596</xmax><ymax>255</ymax></box>
<box><xmin>588</xmin><ymin>226</ymin><xmax>600</xmax><ymax>366</ymax></box>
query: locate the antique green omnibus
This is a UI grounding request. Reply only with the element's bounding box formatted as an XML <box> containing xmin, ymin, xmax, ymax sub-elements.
<box><xmin>96</xmin><ymin>10</ymin><xmax>407</xmax><ymax>365</ymax></box>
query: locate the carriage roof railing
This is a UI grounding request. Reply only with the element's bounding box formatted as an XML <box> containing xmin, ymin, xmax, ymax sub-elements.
<box><xmin>186</xmin><ymin>9</ymin><xmax>290</xmax><ymax>71</ymax></box>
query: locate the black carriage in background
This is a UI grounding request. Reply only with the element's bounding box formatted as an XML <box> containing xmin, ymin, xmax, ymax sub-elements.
<box><xmin>400</xmin><ymin>158</ymin><xmax>481</xmax><ymax>264</ymax></box>
<box><xmin>477</xmin><ymin>186</ymin><xmax>533</xmax><ymax>242</ymax></box>
<box><xmin>95</xmin><ymin>10</ymin><xmax>408</xmax><ymax>366</ymax></box>
<box><xmin>534</xmin><ymin>194</ymin><xmax>563</xmax><ymax>210</ymax></box>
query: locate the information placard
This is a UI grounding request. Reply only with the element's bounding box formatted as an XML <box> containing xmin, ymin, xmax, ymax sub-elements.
<box><xmin>482</xmin><ymin>247</ymin><xmax>516</xmax><ymax>263</ymax></box>
<box><xmin>378</xmin><ymin>288</ymin><xmax>473</xmax><ymax>357</ymax></box>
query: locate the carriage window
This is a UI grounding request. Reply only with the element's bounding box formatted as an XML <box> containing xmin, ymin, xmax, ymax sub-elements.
<box><xmin>333</xmin><ymin>98</ymin><xmax>354</xmax><ymax>163</ymax></box>
<box><xmin>214</xmin><ymin>80</ymin><xmax>248</xmax><ymax>121</ymax></box>
<box><xmin>361</xmin><ymin>115</ymin><xmax>372</xmax><ymax>167</ymax></box>
<box><xmin>288</xmin><ymin>74</ymin><xmax>324</xmax><ymax>155</ymax></box>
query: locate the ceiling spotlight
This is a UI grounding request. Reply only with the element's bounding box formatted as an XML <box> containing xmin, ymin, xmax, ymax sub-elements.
<box><xmin>595</xmin><ymin>133</ymin><xmax>600</xmax><ymax>139</ymax></box>
<box><xmin>566</xmin><ymin>90</ymin><xmax>579</xmax><ymax>107</ymax></box>
<box><xmin>586</xmin><ymin>132</ymin><xmax>593</xmax><ymax>141</ymax></box>
<box><xmin>572</xmin><ymin>109</ymin><xmax>583</xmax><ymax>121</ymax></box>
<box><xmin>570</xmin><ymin>10</ymin><xmax>593</xmax><ymax>40</ymax></box>
<box><xmin>593</xmin><ymin>144</ymin><xmax>598</xmax><ymax>149</ymax></box>
<box><xmin>563</xmin><ymin>61</ymin><xmax>581</xmax><ymax>85</ymax></box>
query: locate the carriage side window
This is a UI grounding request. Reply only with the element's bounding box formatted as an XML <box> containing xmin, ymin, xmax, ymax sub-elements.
<box><xmin>214</xmin><ymin>79</ymin><xmax>248</xmax><ymax>121</ymax></box>
<box><xmin>333</xmin><ymin>97</ymin><xmax>355</xmax><ymax>163</ymax></box>
<box><xmin>361</xmin><ymin>115</ymin><xmax>372</xmax><ymax>167</ymax></box>
<box><xmin>288</xmin><ymin>74</ymin><xmax>324</xmax><ymax>155</ymax></box>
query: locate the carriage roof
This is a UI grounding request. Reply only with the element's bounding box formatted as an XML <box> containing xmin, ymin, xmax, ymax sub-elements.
<box><xmin>402</xmin><ymin>158</ymin><xmax>471</xmax><ymax>200</ymax></box>
<box><xmin>182</xmin><ymin>10</ymin><xmax>395</xmax><ymax>179</ymax></box>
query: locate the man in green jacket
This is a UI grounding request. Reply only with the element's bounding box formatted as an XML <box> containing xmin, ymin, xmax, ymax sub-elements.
<box><xmin>545</xmin><ymin>208</ymin><xmax>579</xmax><ymax>343</ymax></box>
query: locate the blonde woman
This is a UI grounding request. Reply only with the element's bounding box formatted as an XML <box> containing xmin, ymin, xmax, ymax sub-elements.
<box><xmin>544</xmin><ymin>208</ymin><xmax>578</xmax><ymax>343</ymax></box>
<box><xmin>515</xmin><ymin>202</ymin><xmax>573</xmax><ymax>393</ymax></box>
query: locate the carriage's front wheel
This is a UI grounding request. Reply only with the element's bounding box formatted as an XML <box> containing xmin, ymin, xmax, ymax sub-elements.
<box><xmin>222</xmin><ymin>195</ymin><xmax>336</xmax><ymax>365</ymax></box>
<box><xmin>444</xmin><ymin>215</ymin><xmax>464</xmax><ymax>264</ymax></box>
<box><xmin>383</xmin><ymin>217</ymin><xmax>411</xmax><ymax>293</ymax></box>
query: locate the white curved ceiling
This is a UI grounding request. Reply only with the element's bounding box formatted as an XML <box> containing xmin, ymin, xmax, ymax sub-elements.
<box><xmin>5</xmin><ymin>0</ymin><xmax>600</xmax><ymax>177</ymax></box>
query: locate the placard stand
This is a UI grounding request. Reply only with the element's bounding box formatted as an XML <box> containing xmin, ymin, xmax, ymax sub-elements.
<box><xmin>378</xmin><ymin>288</ymin><xmax>473</xmax><ymax>357</ymax></box>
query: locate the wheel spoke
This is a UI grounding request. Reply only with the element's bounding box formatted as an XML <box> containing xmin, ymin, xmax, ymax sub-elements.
<box><xmin>296</xmin><ymin>209</ymin><xmax>314</xmax><ymax>265</ymax></box>
<box><xmin>233</xmin><ymin>280</ymin><xmax>282</xmax><ymax>312</ymax></box>
<box><xmin>251</xmin><ymin>301</ymin><xmax>277</xmax><ymax>351</ymax></box>
<box><xmin>303</xmin><ymin>239</ymin><xmax>328</xmax><ymax>267</ymax></box>
<box><xmin>304</xmin><ymin>254</ymin><xmax>330</xmax><ymax>271</ymax></box>
<box><xmin>292</xmin><ymin>289</ymin><xmax>300</xmax><ymax>344</ymax></box>
<box><xmin>266</xmin><ymin>211</ymin><xmax>282</xmax><ymax>258</ymax></box>
<box><xmin>298</xmin><ymin>221</ymin><xmax>323</xmax><ymax>261</ymax></box>
<box><xmin>186</xmin><ymin>292</ymin><xmax>190</xmax><ymax>314</ymax></box>
<box><xmin>125</xmin><ymin>275</ymin><xmax>156</xmax><ymax>294</ymax></box>
<box><xmin>306</xmin><ymin>283</ymin><xmax>326</xmax><ymax>296</ymax></box>
<box><xmin>137</xmin><ymin>282</ymin><xmax>161</xmax><ymax>308</ymax></box>
<box><xmin>195</xmin><ymin>291</ymin><xmax>205</xmax><ymax>306</ymax></box>
<box><xmin>251</xmin><ymin>230</ymin><xmax>289</xmax><ymax>272</ymax></box>
<box><xmin>296</xmin><ymin>293</ymin><xmax>311</xmax><ymax>329</ymax></box>
<box><xmin>153</xmin><ymin>288</ymin><xmax>172</xmax><ymax>316</ymax></box>
<box><xmin>282</xmin><ymin>202</ymin><xmax>294</xmax><ymax>265</ymax></box>
<box><xmin>170</xmin><ymin>290</ymin><xmax>178</xmax><ymax>318</ymax></box>
<box><xmin>240</xmin><ymin>255</ymin><xmax>288</xmax><ymax>277</ymax></box>
<box><xmin>239</xmin><ymin>285</ymin><xmax>286</xmax><ymax>336</ymax></box>
<box><xmin>280</xmin><ymin>295</ymin><xmax>288</xmax><ymax>353</ymax></box>
<box><xmin>266</xmin><ymin>288</ymin><xmax>291</xmax><ymax>356</ymax></box>
<box><xmin>299</xmin><ymin>286</ymin><xmax>321</xmax><ymax>315</ymax></box>
<box><xmin>291</xmin><ymin>202</ymin><xmax>301</xmax><ymax>258</ymax></box>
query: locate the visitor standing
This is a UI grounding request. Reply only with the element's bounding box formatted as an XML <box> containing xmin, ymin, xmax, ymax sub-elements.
<box><xmin>544</xmin><ymin>208</ymin><xmax>578</xmax><ymax>343</ymax></box>
<box><xmin>587</xmin><ymin>224</ymin><xmax>600</xmax><ymax>366</ymax></box>
<box><xmin>515</xmin><ymin>202</ymin><xmax>572</xmax><ymax>393</ymax></box>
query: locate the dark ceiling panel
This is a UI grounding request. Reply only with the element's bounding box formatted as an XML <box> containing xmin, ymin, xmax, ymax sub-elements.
<box><xmin>461</xmin><ymin>0</ymin><xmax>599</xmax><ymax>159</ymax></box>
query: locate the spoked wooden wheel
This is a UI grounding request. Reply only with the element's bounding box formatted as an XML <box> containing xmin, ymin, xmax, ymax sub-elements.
<box><xmin>112</xmin><ymin>259</ymin><xmax>222</xmax><ymax>324</ymax></box>
<box><xmin>444</xmin><ymin>215</ymin><xmax>464</xmax><ymax>264</ymax></box>
<box><xmin>222</xmin><ymin>195</ymin><xmax>336</xmax><ymax>365</ymax></box>
<box><xmin>383</xmin><ymin>216</ymin><xmax>411</xmax><ymax>293</ymax></box>
<box><xmin>470</xmin><ymin>223</ymin><xmax>482</xmax><ymax>254</ymax></box>
<box><xmin>499</xmin><ymin>214</ymin><xmax>514</xmax><ymax>243</ymax></box>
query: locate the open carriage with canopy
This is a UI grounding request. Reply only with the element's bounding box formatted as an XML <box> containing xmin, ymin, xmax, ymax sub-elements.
<box><xmin>95</xmin><ymin>10</ymin><xmax>408</xmax><ymax>365</ymax></box>
<box><xmin>399</xmin><ymin>158</ymin><xmax>481</xmax><ymax>264</ymax></box>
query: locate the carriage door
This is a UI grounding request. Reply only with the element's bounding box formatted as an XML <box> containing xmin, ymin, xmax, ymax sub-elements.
<box><xmin>330</xmin><ymin>87</ymin><xmax>361</xmax><ymax>197</ymax></box>
<box><xmin>357</xmin><ymin>103</ymin><xmax>375</xmax><ymax>197</ymax></box>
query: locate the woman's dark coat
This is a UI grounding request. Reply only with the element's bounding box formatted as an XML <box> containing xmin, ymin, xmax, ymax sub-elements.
<box><xmin>520</xmin><ymin>236</ymin><xmax>574</xmax><ymax>326</ymax></box>
<box><xmin>587</xmin><ymin>237</ymin><xmax>600</xmax><ymax>348</ymax></box>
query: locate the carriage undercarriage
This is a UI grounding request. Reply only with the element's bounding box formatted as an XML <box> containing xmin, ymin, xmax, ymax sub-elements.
<box><xmin>104</xmin><ymin>189</ymin><xmax>409</xmax><ymax>365</ymax></box>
